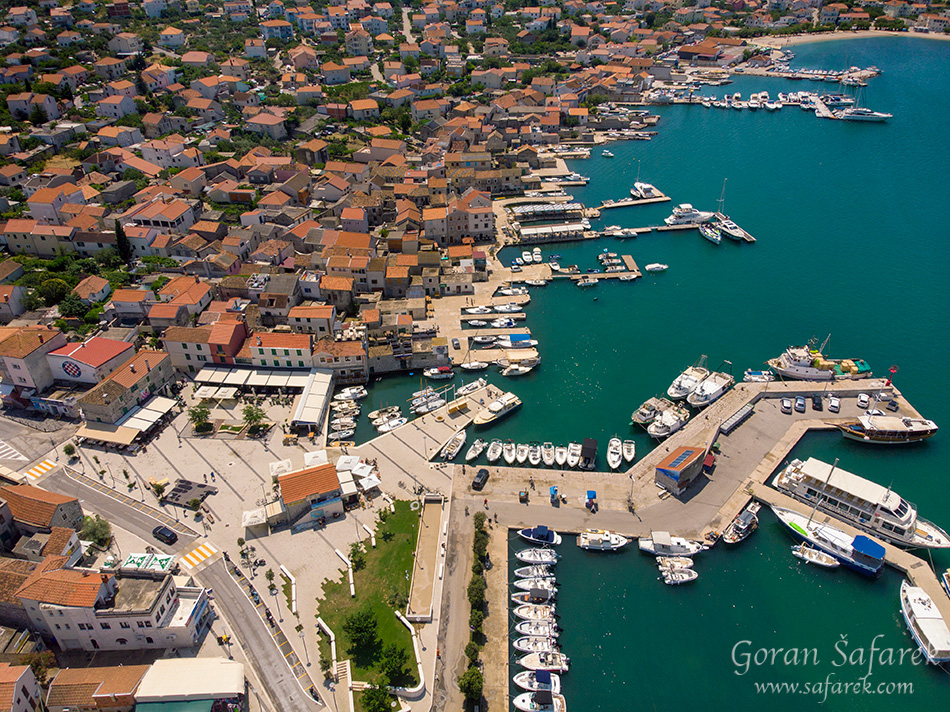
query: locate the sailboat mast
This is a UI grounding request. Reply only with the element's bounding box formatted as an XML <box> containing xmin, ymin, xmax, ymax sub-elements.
<box><xmin>807</xmin><ymin>458</ymin><xmax>838</xmax><ymax>527</ymax></box>
<box><xmin>717</xmin><ymin>178</ymin><xmax>726</xmax><ymax>214</ymax></box>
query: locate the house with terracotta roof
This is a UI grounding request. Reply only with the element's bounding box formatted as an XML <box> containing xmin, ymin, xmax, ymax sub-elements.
<box><xmin>275</xmin><ymin>463</ymin><xmax>342</xmax><ymax>524</ymax></box>
<box><xmin>162</xmin><ymin>323</ymin><xmax>248</xmax><ymax>373</ymax></box>
<box><xmin>288</xmin><ymin>304</ymin><xmax>336</xmax><ymax>336</ymax></box>
<box><xmin>46</xmin><ymin>664</ymin><xmax>150</xmax><ymax>712</ymax></box>
<box><xmin>75</xmin><ymin>350</ymin><xmax>173</xmax><ymax>423</ymax></box>
<box><xmin>312</xmin><ymin>338</ymin><xmax>367</xmax><ymax>384</ymax></box>
<box><xmin>0</xmin><ymin>485</ymin><xmax>83</xmax><ymax>535</ymax></box>
<box><xmin>0</xmin><ymin>326</ymin><xmax>68</xmax><ymax>399</ymax></box>
<box><xmin>0</xmin><ymin>286</ymin><xmax>26</xmax><ymax>324</ymax></box>
<box><xmin>45</xmin><ymin>337</ymin><xmax>135</xmax><ymax>386</ymax></box>
<box><xmin>12</xmin><ymin>526</ymin><xmax>82</xmax><ymax>567</ymax></box>
<box><xmin>105</xmin><ymin>288</ymin><xmax>155</xmax><ymax>323</ymax></box>
<box><xmin>246</xmin><ymin>112</ymin><xmax>288</xmax><ymax>141</ymax></box>
<box><xmin>0</xmin><ymin>662</ymin><xmax>41</xmax><ymax>712</ymax></box>
<box><xmin>71</xmin><ymin>274</ymin><xmax>110</xmax><ymax>305</ymax></box>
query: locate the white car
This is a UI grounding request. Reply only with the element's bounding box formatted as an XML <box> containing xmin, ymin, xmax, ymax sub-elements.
<box><xmin>780</xmin><ymin>398</ymin><xmax>792</xmax><ymax>414</ymax></box>
<box><xmin>828</xmin><ymin>396</ymin><xmax>840</xmax><ymax>413</ymax></box>
<box><xmin>856</xmin><ymin>393</ymin><xmax>871</xmax><ymax>409</ymax></box>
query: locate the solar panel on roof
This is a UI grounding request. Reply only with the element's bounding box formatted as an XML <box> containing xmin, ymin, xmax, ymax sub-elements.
<box><xmin>669</xmin><ymin>449</ymin><xmax>697</xmax><ymax>468</ymax></box>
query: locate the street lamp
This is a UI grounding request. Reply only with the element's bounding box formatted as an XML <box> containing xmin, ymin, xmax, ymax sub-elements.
<box><xmin>299</xmin><ymin>629</ymin><xmax>310</xmax><ymax>666</ymax></box>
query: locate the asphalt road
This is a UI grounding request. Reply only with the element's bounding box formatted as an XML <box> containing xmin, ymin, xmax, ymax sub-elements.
<box><xmin>200</xmin><ymin>560</ymin><xmax>321</xmax><ymax>712</ymax></box>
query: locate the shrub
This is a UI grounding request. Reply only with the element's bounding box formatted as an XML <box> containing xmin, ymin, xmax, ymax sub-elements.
<box><xmin>457</xmin><ymin>666</ymin><xmax>483</xmax><ymax>701</ymax></box>
<box><xmin>467</xmin><ymin>574</ymin><xmax>486</xmax><ymax>609</ymax></box>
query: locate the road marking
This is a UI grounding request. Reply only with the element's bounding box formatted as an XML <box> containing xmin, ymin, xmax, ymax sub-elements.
<box><xmin>24</xmin><ymin>459</ymin><xmax>55</xmax><ymax>480</ymax></box>
<box><xmin>179</xmin><ymin>542</ymin><xmax>218</xmax><ymax>568</ymax></box>
<box><xmin>0</xmin><ymin>440</ymin><xmax>28</xmax><ymax>462</ymax></box>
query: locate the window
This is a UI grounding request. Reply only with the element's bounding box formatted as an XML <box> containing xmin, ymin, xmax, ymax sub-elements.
<box><xmin>120</xmin><ymin>621</ymin><xmax>131</xmax><ymax>629</ymax></box>
<box><xmin>100</xmin><ymin>622</ymin><xmax>110</xmax><ymax>630</ymax></box>
<box><xmin>117</xmin><ymin>638</ymin><xmax>127</xmax><ymax>644</ymax></box>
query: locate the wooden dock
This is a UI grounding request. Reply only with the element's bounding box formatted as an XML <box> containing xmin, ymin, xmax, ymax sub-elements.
<box><xmin>621</xmin><ymin>255</ymin><xmax>642</xmax><ymax>278</ymax></box>
<box><xmin>595</xmin><ymin>193</ymin><xmax>671</xmax><ymax>212</ymax></box>
<box><xmin>812</xmin><ymin>95</ymin><xmax>837</xmax><ymax>120</ymax></box>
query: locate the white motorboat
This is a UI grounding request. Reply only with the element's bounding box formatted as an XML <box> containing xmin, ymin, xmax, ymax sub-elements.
<box><xmin>633</xmin><ymin>181</ymin><xmax>658</xmax><ymax>199</ymax></box>
<box><xmin>513</xmin><ymin>603</ymin><xmax>557</xmax><ymax>621</ymax></box>
<box><xmin>466</xmin><ymin>319</ymin><xmax>488</xmax><ymax>327</ymax></box>
<box><xmin>525</xmin><ymin>279</ymin><xmax>547</xmax><ymax>287</ymax></box>
<box><xmin>519</xmin><ymin>526</ymin><xmax>562</xmax><ymax>547</ymax></box>
<box><xmin>770</xmin><ymin>505</ymin><xmax>884</xmax><ymax>577</ymax></box>
<box><xmin>515</xmin><ymin>548</ymin><xmax>559</xmax><ymax>565</ymax></box>
<box><xmin>367</xmin><ymin>406</ymin><xmax>399</xmax><ymax>421</ymax></box>
<box><xmin>576</xmin><ymin>277</ymin><xmax>598</xmax><ymax>288</ymax></box>
<box><xmin>664</xmin><ymin>203</ymin><xmax>713</xmax><ymax>226</ymax></box>
<box><xmin>521</xmin><ymin>250</ymin><xmax>533</xmax><ymax>263</ymax></box>
<box><xmin>667</xmin><ymin>357</ymin><xmax>709</xmax><ymax>400</ymax></box>
<box><xmin>577</xmin><ymin>529</ymin><xmax>628</xmax><ymax>551</ymax></box>
<box><xmin>566</xmin><ymin>442</ymin><xmax>581</xmax><ymax>468</ymax></box>
<box><xmin>465</xmin><ymin>305</ymin><xmax>493</xmax><ymax>314</ymax></box>
<box><xmin>496</xmin><ymin>338</ymin><xmax>539</xmax><ymax>349</ymax></box>
<box><xmin>900</xmin><ymin>580</ymin><xmax>950</xmax><ymax>664</ymax></box>
<box><xmin>494</xmin><ymin>302</ymin><xmax>521</xmax><ymax>313</ymax></box>
<box><xmin>486</xmin><ymin>438</ymin><xmax>503</xmax><ymax>463</ymax></box>
<box><xmin>513</xmin><ymin>691</ymin><xmax>567</xmax><ymax>712</ymax></box>
<box><xmin>513</xmin><ymin>577</ymin><xmax>558</xmax><ymax>592</ymax></box>
<box><xmin>440</xmin><ymin>429</ymin><xmax>466</xmax><ymax>460</ymax></box>
<box><xmin>686</xmin><ymin>370</ymin><xmax>735</xmax><ymax>408</ymax></box>
<box><xmin>528</xmin><ymin>442</ymin><xmax>542</xmax><ymax>466</ymax></box>
<box><xmin>411</xmin><ymin>391</ymin><xmax>439</xmax><ymax>407</ymax></box>
<box><xmin>371</xmin><ymin>414</ymin><xmax>400</xmax><ymax>427</ymax></box>
<box><xmin>515</xmin><ymin>621</ymin><xmax>559</xmax><ymax>640</ymax></box>
<box><xmin>413</xmin><ymin>398</ymin><xmax>445</xmax><ymax>415</ymax></box>
<box><xmin>639</xmin><ymin>531</ymin><xmax>706</xmax><ymax>557</ymax></box>
<box><xmin>835</xmin><ymin>106</ymin><xmax>892</xmax><ymax>122</ymax></box>
<box><xmin>500</xmin><ymin>361</ymin><xmax>538</xmax><ymax>377</ymax></box>
<box><xmin>554</xmin><ymin>446</ymin><xmax>568</xmax><ymax>467</ymax></box>
<box><xmin>377</xmin><ymin>417</ymin><xmax>407</xmax><ymax>433</ymax></box>
<box><xmin>517</xmin><ymin>652</ymin><xmax>570</xmax><ymax>673</ymax></box>
<box><xmin>460</xmin><ymin>361</ymin><xmax>489</xmax><ymax>371</ymax></box>
<box><xmin>602</xmin><ymin>149</ymin><xmax>614</xmax><ymax>157</ymax></box>
<box><xmin>622</xmin><ymin>440</ymin><xmax>636</xmax><ymax>463</ymax></box>
<box><xmin>512</xmin><ymin>589</ymin><xmax>555</xmax><ymax>605</ymax></box>
<box><xmin>644</xmin><ymin>263</ymin><xmax>668</xmax><ymax>272</ymax></box>
<box><xmin>334</xmin><ymin>386</ymin><xmax>367</xmax><ymax>401</ymax></box>
<box><xmin>513</xmin><ymin>636</ymin><xmax>559</xmax><ymax>654</ymax></box>
<box><xmin>516</xmin><ymin>443</ymin><xmax>529</xmax><ymax>464</ymax></box>
<box><xmin>656</xmin><ymin>556</ymin><xmax>694</xmax><ymax>570</ymax></box>
<box><xmin>513</xmin><ymin>669</ymin><xmax>561</xmax><ymax>694</ymax></box>
<box><xmin>472</xmin><ymin>335</ymin><xmax>497</xmax><ymax>345</ymax></box>
<box><xmin>541</xmin><ymin>442</ymin><xmax>555</xmax><ymax>467</ymax></box>
<box><xmin>465</xmin><ymin>438</ymin><xmax>487</xmax><ymax>462</ymax></box>
<box><xmin>474</xmin><ymin>392</ymin><xmax>522</xmax><ymax>426</ymax></box>
<box><xmin>717</xmin><ymin>218</ymin><xmax>744</xmax><ymax>241</ymax></box>
<box><xmin>424</xmin><ymin>366</ymin><xmax>455</xmax><ymax>380</ymax></box>
<box><xmin>515</xmin><ymin>565</ymin><xmax>555</xmax><ymax>580</ymax></box>
<box><xmin>331</xmin><ymin>417</ymin><xmax>357</xmax><ymax>429</ymax></box>
<box><xmin>491</xmin><ymin>318</ymin><xmax>516</xmax><ymax>329</ymax></box>
<box><xmin>329</xmin><ymin>428</ymin><xmax>354</xmax><ymax>440</ymax></box>
<box><xmin>503</xmin><ymin>440</ymin><xmax>517</xmax><ymax>464</ymax></box>
<box><xmin>647</xmin><ymin>407</ymin><xmax>689</xmax><ymax>439</ymax></box>
<box><xmin>791</xmin><ymin>543</ymin><xmax>839</xmax><ymax>568</ymax></box>
<box><xmin>456</xmin><ymin>378</ymin><xmax>487</xmax><ymax>396</ymax></box>
<box><xmin>412</xmin><ymin>386</ymin><xmax>435</xmax><ymax>398</ymax></box>
<box><xmin>606</xmin><ymin>437</ymin><xmax>623</xmax><ymax>470</ymax></box>
<box><xmin>742</xmin><ymin>369</ymin><xmax>774</xmax><ymax>383</ymax></box>
<box><xmin>532</xmin><ymin>248</ymin><xmax>543</xmax><ymax>263</ymax></box>
<box><xmin>662</xmin><ymin>568</ymin><xmax>699</xmax><ymax>585</ymax></box>
<box><xmin>497</xmin><ymin>287</ymin><xmax>528</xmax><ymax>297</ymax></box>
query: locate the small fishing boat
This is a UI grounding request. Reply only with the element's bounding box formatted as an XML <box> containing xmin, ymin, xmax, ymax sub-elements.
<box><xmin>515</xmin><ymin>620</ymin><xmax>559</xmax><ymax>638</ymax></box>
<box><xmin>900</xmin><ymin>580</ymin><xmax>950</xmax><ymax>664</ymax></box>
<box><xmin>512</xmin><ymin>691</ymin><xmax>567</xmax><ymax>712</ymax></box>
<box><xmin>330</xmin><ymin>428</ymin><xmax>354</xmax><ymax>440</ymax></box>
<box><xmin>525</xmin><ymin>279</ymin><xmax>547</xmax><ymax>287</ymax></box>
<box><xmin>656</xmin><ymin>556</ymin><xmax>694</xmax><ymax>570</ymax></box>
<box><xmin>467</xmin><ymin>319</ymin><xmax>487</xmax><ymax>327</ymax></box>
<box><xmin>606</xmin><ymin>437</ymin><xmax>623</xmax><ymax>470</ymax></box>
<box><xmin>424</xmin><ymin>366</ymin><xmax>455</xmax><ymax>380</ymax></box>
<box><xmin>577</xmin><ymin>529</ymin><xmax>628</xmax><ymax>551</ymax></box>
<box><xmin>566</xmin><ymin>442</ymin><xmax>581</xmax><ymax>468</ymax></box>
<box><xmin>331</xmin><ymin>417</ymin><xmax>357</xmax><ymax>429</ymax></box>
<box><xmin>519</xmin><ymin>526</ymin><xmax>562</xmax><ymax>547</ymax></box>
<box><xmin>370</xmin><ymin>413</ymin><xmax>400</xmax><ymax>427</ymax></box>
<box><xmin>496</xmin><ymin>338</ymin><xmax>539</xmax><ymax>349</ymax></box>
<box><xmin>456</xmin><ymin>378</ymin><xmax>487</xmax><ymax>397</ymax></box>
<box><xmin>494</xmin><ymin>302</ymin><xmax>521</xmax><ymax>313</ymax></box>
<box><xmin>368</xmin><ymin>406</ymin><xmax>399</xmax><ymax>421</ymax></box>
<box><xmin>511</xmin><ymin>589</ymin><xmax>556</xmax><ymax>605</ymax></box>
<box><xmin>413</xmin><ymin>398</ymin><xmax>445</xmax><ymax>415</ymax></box>
<box><xmin>503</xmin><ymin>440</ymin><xmax>517</xmax><ymax>465</ymax></box>
<box><xmin>376</xmin><ymin>417</ymin><xmax>406</xmax><ymax>433</ymax></box>
<box><xmin>472</xmin><ymin>335</ymin><xmax>497</xmax><ymax>344</ymax></box>
<box><xmin>647</xmin><ymin>407</ymin><xmax>690</xmax><ymax>439</ymax></box>
<box><xmin>631</xmin><ymin>396</ymin><xmax>663</xmax><ymax>426</ymax></box>
<box><xmin>516</xmin><ymin>548</ymin><xmax>559</xmax><ymax>565</ymax></box>
<box><xmin>528</xmin><ymin>442</ymin><xmax>542</xmax><ymax>466</ymax></box>
<box><xmin>412</xmin><ymin>386</ymin><xmax>435</xmax><ymax>399</ymax></box>
<box><xmin>645</xmin><ymin>263</ymin><xmax>668</xmax><ymax>272</ymax></box>
<box><xmin>516</xmin><ymin>443</ymin><xmax>530</xmax><ymax>464</ymax></box>
<box><xmin>334</xmin><ymin>386</ymin><xmax>367</xmax><ymax>401</ymax></box>
<box><xmin>465</xmin><ymin>305</ymin><xmax>493</xmax><ymax>314</ymax></box>
<box><xmin>515</xmin><ymin>564</ymin><xmax>555</xmax><ymax>580</ymax></box>
<box><xmin>486</xmin><ymin>438</ymin><xmax>503</xmax><ymax>463</ymax></box>
<box><xmin>517</xmin><ymin>652</ymin><xmax>570</xmax><ymax>673</ymax></box>
<box><xmin>722</xmin><ymin>502</ymin><xmax>760</xmax><ymax>546</ymax></box>
<box><xmin>460</xmin><ymin>361</ymin><xmax>489</xmax><ymax>371</ymax></box>
<box><xmin>639</xmin><ymin>531</ymin><xmax>706</xmax><ymax>557</ymax></box>
<box><xmin>554</xmin><ymin>445</ymin><xmax>568</xmax><ymax>467</ymax></box>
<box><xmin>513</xmin><ymin>669</ymin><xmax>561</xmax><ymax>695</ymax></box>
<box><xmin>440</xmin><ymin>429</ymin><xmax>466</xmax><ymax>460</ymax></box>
<box><xmin>742</xmin><ymin>369</ymin><xmax>775</xmax><ymax>383</ymax></box>
<box><xmin>541</xmin><ymin>442</ymin><xmax>555</xmax><ymax>467</ymax></box>
<box><xmin>791</xmin><ymin>543</ymin><xmax>840</xmax><ymax>568</ymax></box>
<box><xmin>513</xmin><ymin>577</ymin><xmax>558</xmax><ymax>592</ymax></box>
<box><xmin>662</xmin><ymin>568</ymin><xmax>699</xmax><ymax>585</ymax></box>
<box><xmin>602</xmin><ymin>149</ymin><xmax>614</xmax><ymax>157</ymax></box>
<box><xmin>622</xmin><ymin>440</ymin><xmax>636</xmax><ymax>463</ymax></box>
<box><xmin>465</xmin><ymin>438</ymin><xmax>487</xmax><ymax>462</ymax></box>
<box><xmin>513</xmin><ymin>636</ymin><xmax>559</xmax><ymax>654</ymax></box>
<box><xmin>513</xmin><ymin>603</ymin><xmax>557</xmax><ymax>621</ymax></box>
<box><xmin>699</xmin><ymin>222</ymin><xmax>721</xmax><ymax>245</ymax></box>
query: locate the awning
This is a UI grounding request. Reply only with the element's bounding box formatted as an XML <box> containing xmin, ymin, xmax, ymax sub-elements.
<box><xmin>123</xmin><ymin>415</ymin><xmax>155</xmax><ymax>431</ymax></box>
<box><xmin>336</xmin><ymin>455</ymin><xmax>360</xmax><ymax>472</ymax></box>
<box><xmin>76</xmin><ymin>422</ymin><xmax>138</xmax><ymax>446</ymax></box>
<box><xmin>223</xmin><ymin>369</ymin><xmax>250</xmax><ymax>386</ymax></box>
<box><xmin>304</xmin><ymin>450</ymin><xmax>329</xmax><ymax>468</ymax></box>
<box><xmin>241</xmin><ymin>508</ymin><xmax>267</xmax><ymax>528</ymax></box>
<box><xmin>341</xmin><ymin>479</ymin><xmax>358</xmax><ymax>497</ymax></box>
<box><xmin>581</xmin><ymin>438</ymin><xmax>597</xmax><ymax>458</ymax></box>
<box><xmin>195</xmin><ymin>386</ymin><xmax>217</xmax><ymax>400</ymax></box>
<box><xmin>652</xmin><ymin>531</ymin><xmax>672</xmax><ymax>546</ymax></box>
<box><xmin>214</xmin><ymin>387</ymin><xmax>238</xmax><ymax>400</ymax></box>
<box><xmin>195</xmin><ymin>366</ymin><xmax>229</xmax><ymax>384</ymax></box>
<box><xmin>358</xmin><ymin>474</ymin><xmax>381</xmax><ymax>491</ymax></box>
<box><xmin>146</xmin><ymin>396</ymin><xmax>178</xmax><ymax>414</ymax></box>
<box><xmin>267</xmin><ymin>373</ymin><xmax>291</xmax><ymax>388</ymax></box>
<box><xmin>287</xmin><ymin>373</ymin><xmax>311</xmax><ymax>388</ymax></box>
<box><xmin>246</xmin><ymin>371</ymin><xmax>271</xmax><ymax>387</ymax></box>
<box><xmin>135</xmin><ymin>701</ymin><xmax>214</xmax><ymax>712</ymax></box>
<box><xmin>852</xmin><ymin>535</ymin><xmax>886</xmax><ymax>560</ymax></box>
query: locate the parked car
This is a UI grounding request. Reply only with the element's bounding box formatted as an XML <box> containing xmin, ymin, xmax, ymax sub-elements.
<box><xmin>452</xmin><ymin>338</ymin><xmax>460</xmax><ymax>349</ymax></box>
<box><xmin>828</xmin><ymin>396</ymin><xmax>840</xmax><ymax>413</ymax></box>
<box><xmin>857</xmin><ymin>393</ymin><xmax>871</xmax><ymax>409</ymax></box>
<box><xmin>794</xmin><ymin>396</ymin><xmax>806</xmax><ymax>413</ymax></box>
<box><xmin>152</xmin><ymin>525</ymin><xmax>178</xmax><ymax>545</ymax></box>
<box><xmin>781</xmin><ymin>398</ymin><xmax>792</xmax><ymax>414</ymax></box>
<box><xmin>811</xmin><ymin>394</ymin><xmax>823</xmax><ymax>411</ymax></box>
<box><xmin>886</xmin><ymin>399</ymin><xmax>900</xmax><ymax>412</ymax></box>
<box><xmin>472</xmin><ymin>468</ymin><xmax>490</xmax><ymax>491</ymax></box>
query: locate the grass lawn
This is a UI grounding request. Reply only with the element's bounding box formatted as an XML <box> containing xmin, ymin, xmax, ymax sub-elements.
<box><xmin>316</xmin><ymin>501</ymin><xmax>420</xmax><ymax>687</ymax></box>
<box><xmin>281</xmin><ymin>574</ymin><xmax>293</xmax><ymax>612</ymax></box>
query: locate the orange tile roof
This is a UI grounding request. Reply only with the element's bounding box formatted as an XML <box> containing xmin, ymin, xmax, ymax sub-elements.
<box><xmin>320</xmin><ymin>275</ymin><xmax>353</xmax><ymax>292</ymax></box>
<box><xmin>0</xmin><ymin>485</ymin><xmax>78</xmax><ymax>529</ymax></box>
<box><xmin>0</xmin><ymin>326</ymin><xmax>60</xmax><ymax>359</ymax></box>
<box><xmin>47</xmin><ymin>665</ymin><xmax>149</xmax><ymax>707</ymax></box>
<box><xmin>15</xmin><ymin>556</ymin><xmax>110</xmax><ymax>607</ymax></box>
<box><xmin>278</xmin><ymin>464</ymin><xmax>339</xmax><ymax>504</ymax></box>
<box><xmin>105</xmin><ymin>350</ymin><xmax>169</xmax><ymax>388</ymax></box>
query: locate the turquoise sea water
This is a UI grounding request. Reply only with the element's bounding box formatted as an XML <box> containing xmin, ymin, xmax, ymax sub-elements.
<box><xmin>497</xmin><ymin>37</ymin><xmax>950</xmax><ymax>711</ymax></box>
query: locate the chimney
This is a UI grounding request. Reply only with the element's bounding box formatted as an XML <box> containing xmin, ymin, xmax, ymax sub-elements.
<box><xmin>130</xmin><ymin>364</ymin><xmax>136</xmax><ymax>373</ymax></box>
<box><xmin>194</xmin><ymin>275</ymin><xmax>199</xmax><ymax>283</ymax></box>
<box><xmin>145</xmin><ymin>359</ymin><xmax>151</xmax><ymax>372</ymax></box>
<box><xmin>38</xmin><ymin>333</ymin><xmax>44</xmax><ymax>343</ymax></box>
<box><xmin>256</xmin><ymin>336</ymin><xmax>262</xmax><ymax>346</ymax></box>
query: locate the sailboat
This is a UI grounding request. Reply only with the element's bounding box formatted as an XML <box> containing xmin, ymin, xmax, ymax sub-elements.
<box><xmin>715</xmin><ymin>178</ymin><xmax>744</xmax><ymax>241</ymax></box>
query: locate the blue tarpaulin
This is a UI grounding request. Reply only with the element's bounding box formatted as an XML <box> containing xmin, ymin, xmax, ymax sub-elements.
<box><xmin>852</xmin><ymin>535</ymin><xmax>886</xmax><ymax>560</ymax></box>
<box><xmin>587</xmin><ymin>490</ymin><xmax>597</xmax><ymax>500</ymax></box>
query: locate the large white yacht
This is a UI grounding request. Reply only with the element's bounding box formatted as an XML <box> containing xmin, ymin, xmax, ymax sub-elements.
<box><xmin>664</xmin><ymin>204</ymin><xmax>713</xmax><ymax>226</ymax></box>
<box><xmin>835</xmin><ymin>106</ymin><xmax>892</xmax><ymax>122</ymax></box>
<box><xmin>775</xmin><ymin>457</ymin><xmax>950</xmax><ymax>549</ymax></box>
<box><xmin>473</xmin><ymin>391</ymin><xmax>522</xmax><ymax>426</ymax></box>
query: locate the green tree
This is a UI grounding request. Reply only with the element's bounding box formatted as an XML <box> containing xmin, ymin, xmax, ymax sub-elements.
<box><xmin>58</xmin><ymin>293</ymin><xmax>87</xmax><ymax>318</ymax></box>
<box><xmin>457</xmin><ymin>666</ymin><xmax>483</xmax><ymax>701</ymax></box>
<box><xmin>62</xmin><ymin>443</ymin><xmax>76</xmax><ymax>458</ymax></box>
<box><xmin>18</xmin><ymin>651</ymin><xmax>56</xmax><ymax>685</ymax></box>
<box><xmin>28</xmin><ymin>104</ymin><xmax>47</xmax><ymax>126</ymax></box>
<box><xmin>188</xmin><ymin>403</ymin><xmax>211</xmax><ymax>429</ymax></box>
<box><xmin>361</xmin><ymin>686</ymin><xmax>392</xmax><ymax>712</ymax></box>
<box><xmin>80</xmin><ymin>514</ymin><xmax>112</xmax><ymax>547</ymax></box>
<box><xmin>378</xmin><ymin>642</ymin><xmax>409</xmax><ymax>683</ymax></box>
<box><xmin>21</xmin><ymin>290</ymin><xmax>43</xmax><ymax>312</ymax></box>
<box><xmin>467</xmin><ymin>574</ymin><xmax>486</xmax><ymax>608</ymax></box>
<box><xmin>38</xmin><ymin>278</ymin><xmax>70</xmax><ymax>306</ymax></box>
<box><xmin>342</xmin><ymin>608</ymin><xmax>378</xmax><ymax>650</ymax></box>
<box><xmin>114</xmin><ymin>219</ymin><xmax>132</xmax><ymax>264</ymax></box>
<box><xmin>242</xmin><ymin>404</ymin><xmax>266</xmax><ymax>429</ymax></box>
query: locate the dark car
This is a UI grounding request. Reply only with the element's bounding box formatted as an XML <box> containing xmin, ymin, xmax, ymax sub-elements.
<box><xmin>152</xmin><ymin>525</ymin><xmax>178</xmax><ymax>545</ymax></box>
<box><xmin>886</xmin><ymin>399</ymin><xmax>900</xmax><ymax>412</ymax></box>
<box><xmin>811</xmin><ymin>395</ymin><xmax>823</xmax><ymax>411</ymax></box>
<box><xmin>472</xmin><ymin>468</ymin><xmax>490</xmax><ymax>491</ymax></box>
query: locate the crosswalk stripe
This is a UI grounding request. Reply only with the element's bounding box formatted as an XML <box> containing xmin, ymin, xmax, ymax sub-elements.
<box><xmin>0</xmin><ymin>441</ymin><xmax>27</xmax><ymax>461</ymax></box>
<box><xmin>24</xmin><ymin>459</ymin><xmax>55</xmax><ymax>480</ymax></box>
<box><xmin>179</xmin><ymin>542</ymin><xmax>217</xmax><ymax>568</ymax></box>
